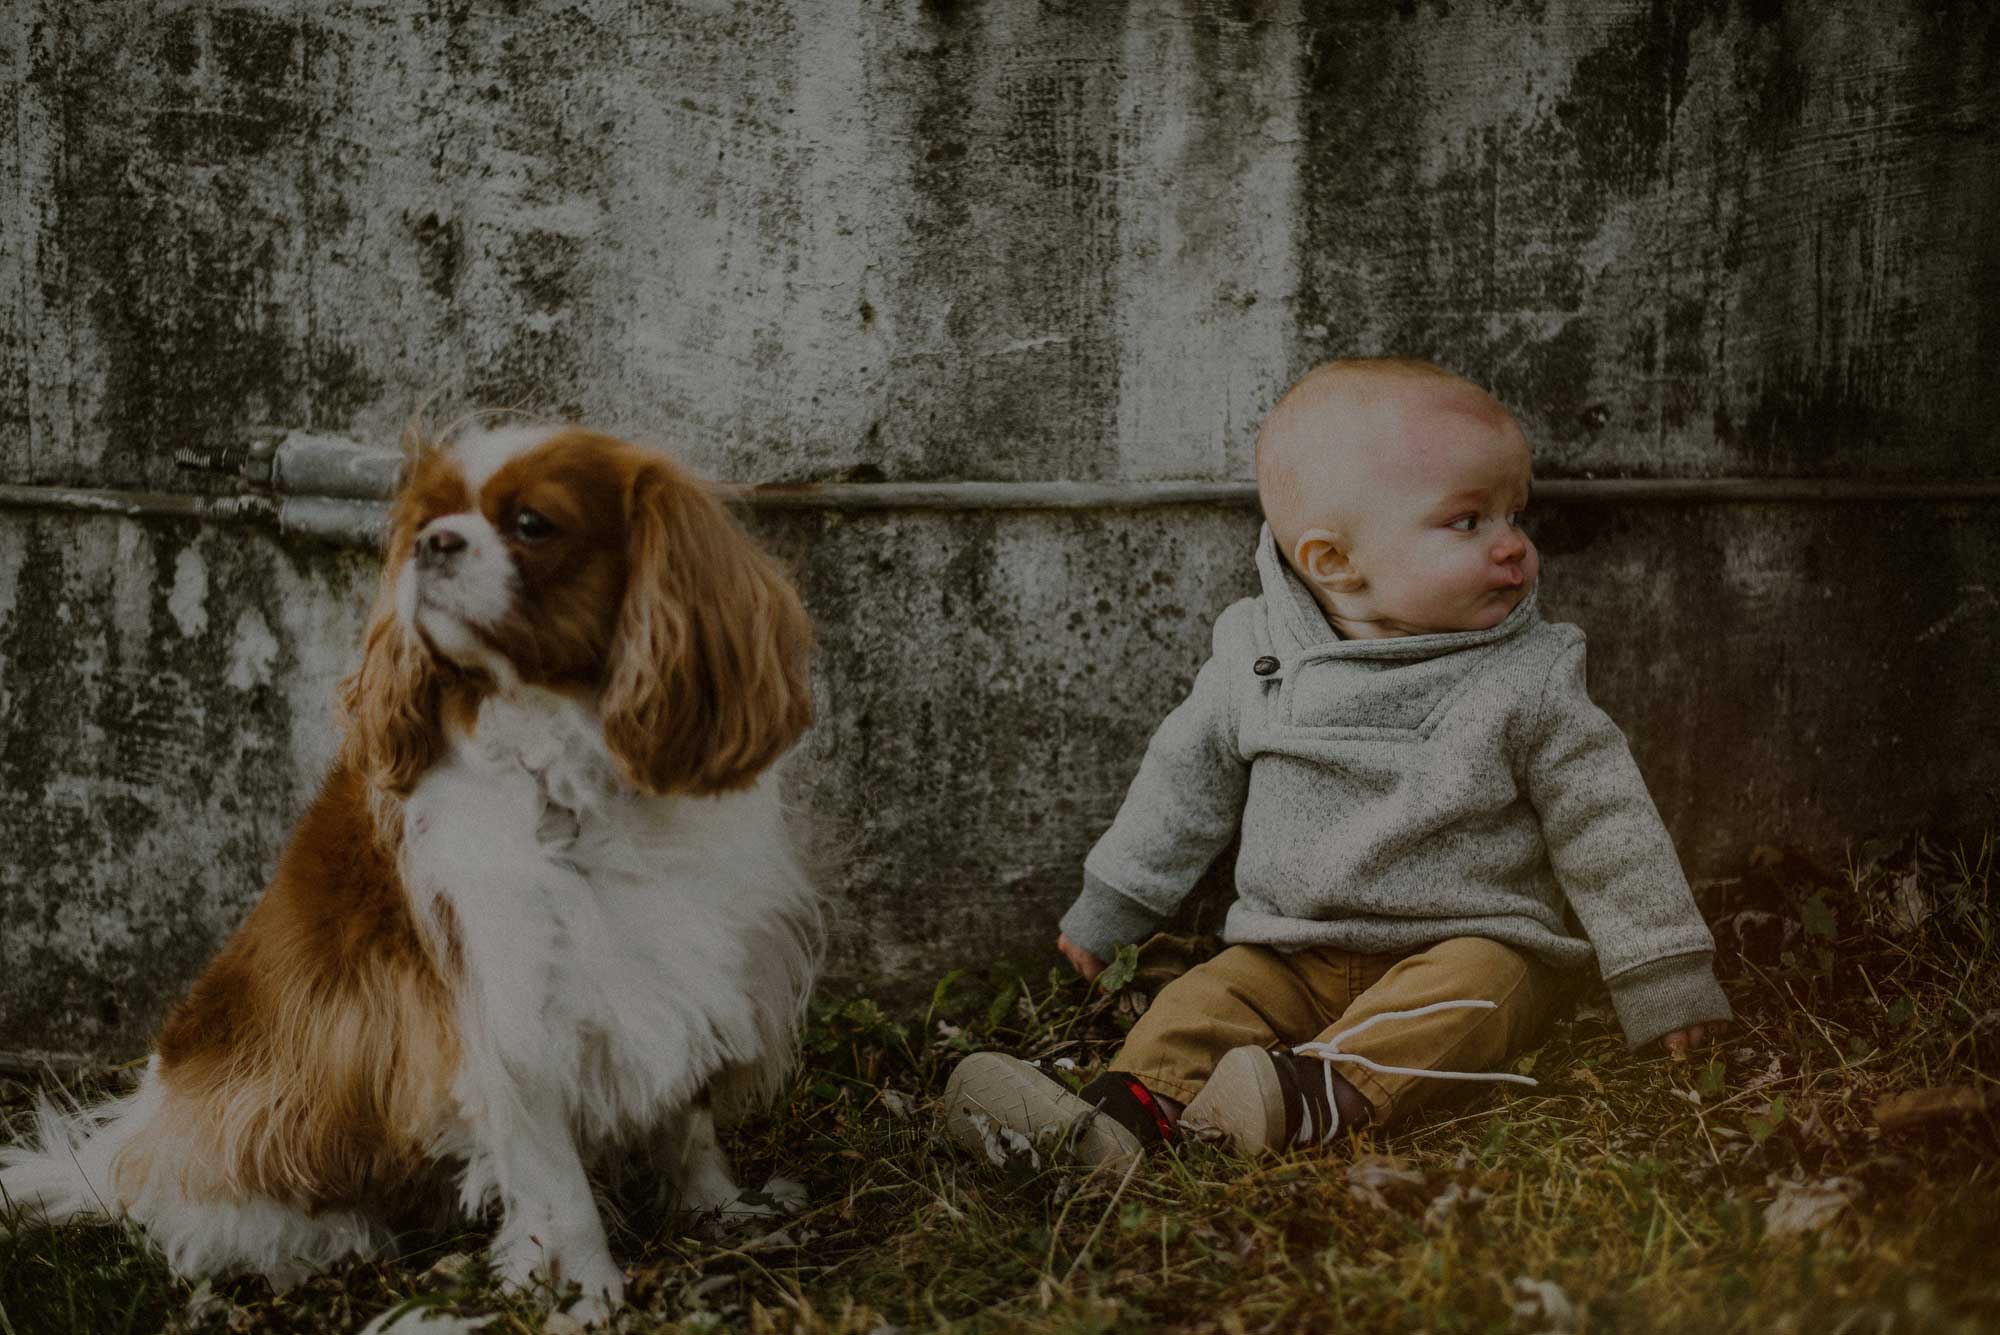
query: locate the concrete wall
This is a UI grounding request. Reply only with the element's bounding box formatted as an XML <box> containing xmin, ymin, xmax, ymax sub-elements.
<box><xmin>3</xmin><ymin>0</ymin><xmax>1996</xmax><ymax>1061</ymax></box>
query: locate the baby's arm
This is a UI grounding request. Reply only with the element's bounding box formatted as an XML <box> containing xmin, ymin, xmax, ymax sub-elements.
<box><xmin>1058</xmin><ymin>606</ymin><xmax>1254</xmax><ymax>977</ymax></box>
<box><xmin>1524</xmin><ymin>637</ymin><xmax>1733</xmax><ymax>1052</ymax></box>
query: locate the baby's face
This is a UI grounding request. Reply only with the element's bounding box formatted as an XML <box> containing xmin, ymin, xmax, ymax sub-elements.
<box><xmin>1305</xmin><ymin>391</ymin><xmax>1538</xmax><ymax>636</ymax></box>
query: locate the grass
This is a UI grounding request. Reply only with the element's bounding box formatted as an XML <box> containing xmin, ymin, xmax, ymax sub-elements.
<box><xmin>4</xmin><ymin>834</ymin><xmax>1997</xmax><ymax>1334</ymax></box>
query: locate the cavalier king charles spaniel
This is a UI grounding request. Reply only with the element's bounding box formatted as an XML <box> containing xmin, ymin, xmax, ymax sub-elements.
<box><xmin>1</xmin><ymin>424</ymin><xmax>822</xmax><ymax>1321</ymax></box>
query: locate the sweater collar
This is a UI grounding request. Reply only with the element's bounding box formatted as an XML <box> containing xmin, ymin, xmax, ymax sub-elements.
<box><xmin>1254</xmin><ymin>523</ymin><xmax>1541</xmax><ymax>660</ymax></box>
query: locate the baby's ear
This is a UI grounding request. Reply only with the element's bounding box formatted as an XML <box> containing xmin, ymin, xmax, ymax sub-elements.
<box><xmin>1293</xmin><ymin>529</ymin><xmax>1365</xmax><ymax>593</ymax></box>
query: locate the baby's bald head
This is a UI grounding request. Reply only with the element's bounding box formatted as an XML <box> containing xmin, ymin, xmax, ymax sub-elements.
<box><xmin>1256</xmin><ymin>358</ymin><xmax>1521</xmax><ymax>559</ymax></box>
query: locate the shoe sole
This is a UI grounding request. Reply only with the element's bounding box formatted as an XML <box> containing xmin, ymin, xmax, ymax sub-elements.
<box><xmin>1181</xmin><ymin>1046</ymin><xmax>1288</xmax><ymax>1155</ymax></box>
<box><xmin>942</xmin><ymin>1053</ymin><xmax>1145</xmax><ymax>1168</ymax></box>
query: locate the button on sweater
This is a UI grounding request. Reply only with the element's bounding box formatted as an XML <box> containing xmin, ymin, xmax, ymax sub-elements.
<box><xmin>1060</xmin><ymin>525</ymin><xmax>1731</xmax><ymax>1051</ymax></box>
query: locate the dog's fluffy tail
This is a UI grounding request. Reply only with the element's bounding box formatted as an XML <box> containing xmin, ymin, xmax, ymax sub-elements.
<box><xmin>0</xmin><ymin>1072</ymin><xmax>155</xmax><ymax>1229</ymax></box>
<box><xmin>2</xmin><ymin>1063</ymin><xmax>385</xmax><ymax>1282</ymax></box>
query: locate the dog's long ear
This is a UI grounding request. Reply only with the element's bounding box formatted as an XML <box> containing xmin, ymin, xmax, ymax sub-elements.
<box><xmin>338</xmin><ymin>441</ymin><xmax>448</xmax><ymax>798</ymax></box>
<box><xmin>601</xmin><ymin>456</ymin><xmax>814</xmax><ymax>796</ymax></box>
<box><xmin>339</xmin><ymin>583</ymin><xmax>444</xmax><ymax>797</ymax></box>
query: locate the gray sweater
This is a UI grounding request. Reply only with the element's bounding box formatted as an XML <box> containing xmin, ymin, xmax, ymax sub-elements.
<box><xmin>1061</xmin><ymin>525</ymin><xmax>1731</xmax><ymax>1050</ymax></box>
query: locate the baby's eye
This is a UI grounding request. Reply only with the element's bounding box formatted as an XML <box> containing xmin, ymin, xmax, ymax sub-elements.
<box><xmin>1509</xmin><ymin>510</ymin><xmax>1528</xmax><ymax>528</ymax></box>
<box><xmin>1447</xmin><ymin>514</ymin><xmax>1479</xmax><ymax>532</ymax></box>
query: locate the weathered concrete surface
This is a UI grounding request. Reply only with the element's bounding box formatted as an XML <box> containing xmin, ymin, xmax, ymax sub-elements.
<box><xmin>1295</xmin><ymin>3</ymin><xmax>2000</xmax><ymax>479</ymax></box>
<box><xmin>2</xmin><ymin>1</ymin><xmax>1997</xmax><ymax>1057</ymax></box>
<box><xmin>0</xmin><ymin>513</ymin><xmax>377</xmax><ymax>1059</ymax></box>
<box><xmin>7</xmin><ymin>500</ymin><xmax>1998</xmax><ymax>1056</ymax></box>
<box><xmin>8</xmin><ymin>3</ymin><xmax>1993</xmax><ymax>492</ymax></box>
<box><xmin>3</xmin><ymin>0</ymin><xmax>1300</xmax><ymax>490</ymax></box>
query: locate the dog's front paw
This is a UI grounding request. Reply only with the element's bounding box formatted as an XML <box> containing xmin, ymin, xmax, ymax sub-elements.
<box><xmin>563</xmin><ymin>1253</ymin><xmax>625</xmax><ymax>1326</ymax></box>
<box><xmin>489</xmin><ymin>1229</ymin><xmax>540</xmax><ymax>1293</ymax></box>
<box><xmin>490</xmin><ymin>1235</ymin><xmax>624</xmax><ymax>1326</ymax></box>
<box><xmin>560</xmin><ymin>1273</ymin><xmax>624</xmax><ymax>1329</ymax></box>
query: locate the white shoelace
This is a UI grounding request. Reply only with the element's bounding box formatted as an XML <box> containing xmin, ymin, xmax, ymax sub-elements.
<box><xmin>1286</xmin><ymin>999</ymin><xmax>1541</xmax><ymax>1147</ymax></box>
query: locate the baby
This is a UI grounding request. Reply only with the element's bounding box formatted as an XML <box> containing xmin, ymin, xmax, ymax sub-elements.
<box><xmin>943</xmin><ymin>357</ymin><xmax>1731</xmax><ymax>1163</ymax></box>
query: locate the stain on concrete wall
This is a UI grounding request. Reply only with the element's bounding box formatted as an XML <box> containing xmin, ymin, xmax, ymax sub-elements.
<box><xmin>1529</xmin><ymin>501</ymin><xmax>2000</xmax><ymax>853</ymax></box>
<box><xmin>1</xmin><ymin>1</ymin><xmax>1996</xmax><ymax>1058</ymax></box>
<box><xmin>0</xmin><ymin>514</ymin><xmax>376</xmax><ymax>1059</ymax></box>
<box><xmin>765</xmin><ymin>505</ymin><xmax>1264</xmax><ymax>992</ymax></box>
<box><xmin>1295</xmin><ymin>2</ymin><xmax>2000</xmax><ymax>478</ymax></box>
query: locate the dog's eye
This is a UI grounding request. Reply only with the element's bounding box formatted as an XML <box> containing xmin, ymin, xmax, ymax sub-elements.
<box><xmin>513</xmin><ymin>508</ymin><xmax>557</xmax><ymax>541</ymax></box>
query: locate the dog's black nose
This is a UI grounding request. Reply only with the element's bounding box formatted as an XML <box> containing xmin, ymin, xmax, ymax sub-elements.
<box><xmin>416</xmin><ymin>528</ymin><xmax>467</xmax><ymax>568</ymax></box>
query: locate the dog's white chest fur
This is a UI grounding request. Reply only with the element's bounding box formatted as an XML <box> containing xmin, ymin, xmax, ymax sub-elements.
<box><xmin>381</xmin><ymin>690</ymin><xmax>819</xmax><ymax>1310</ymax></box>
<box><xmin>401</xmin><ymin>690</ymin><xmax>816</xmax><ymax>1148</ymax></box>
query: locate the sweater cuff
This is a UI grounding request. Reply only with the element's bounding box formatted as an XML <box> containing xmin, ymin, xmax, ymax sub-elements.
<box><xmin>1605</xmin><ymin>951</ymin><xmax>1734</xmax><ymax>1052</ymax></box>
<box><xmin>1058</xmin><ymin>871</ymin><xmax>1166</xmax><ymax>962</ymax></box>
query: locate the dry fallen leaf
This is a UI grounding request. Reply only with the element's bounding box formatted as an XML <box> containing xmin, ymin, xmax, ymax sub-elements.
<box><xmin>1346</xmin><ymin>1153</ymin><xmax>1427</xmax><ymax>1211</ymax></box>
<box><xmin>1511</xmin><ymin>1276</ymin><xmax>1580</xmax><ymax>1335</ymax></box>
<box><xmin>1743</xmin><ymin>1053</ymin><xmax>1786</xmax><ymax>1091</ymax></box>
<box><xmin>1873</xmin><ymin>1085</ymin><xmax>1993</xmax><ymax>1133</ymax></box>
<box><xmin>1762</xmin><ymin>1175</ymin><xmax>1862</xmax><ymax>1238</ymax></box>
<box><xmin>1423</xmin><ymin>1181</ymin><xmax>1490</xmax><ymax>1232</ymax></box>
<box><xmin>1565</xmin><ymin>1064</ymin><xmax>1605</xmax><ymax>1093</ymax></box>
<box><xmin>1886</xmin><ymin>871</ymin><xmax>1933</xmax><ymax>935</ymax></box>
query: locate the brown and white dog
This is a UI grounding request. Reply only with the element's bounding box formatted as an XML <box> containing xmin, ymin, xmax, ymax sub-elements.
<box><xmin>0</xmin><ymin>424</ymin><xmax>821</xmax><ymax>1320</ymax></box>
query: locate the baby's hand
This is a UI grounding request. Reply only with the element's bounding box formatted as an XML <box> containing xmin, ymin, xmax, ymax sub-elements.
<box><xmin>1660</xmin><ymin>1023</ymin><xmax>1724</xmax><ymax>1059</ymax></box>
<box><xmin>1056</xmin><ymin>932</ymin><xmax>1107</xmax><ymax>983</ymax></box>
